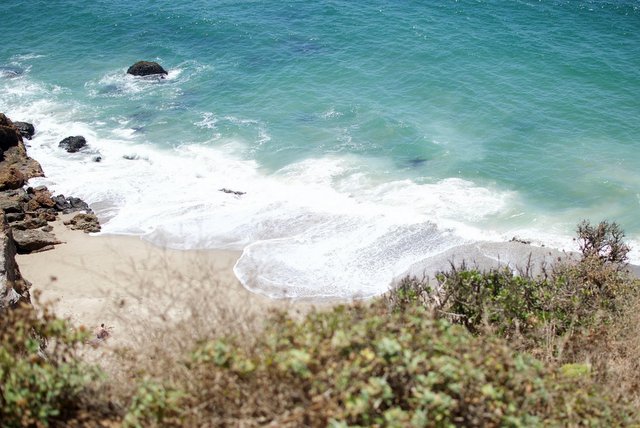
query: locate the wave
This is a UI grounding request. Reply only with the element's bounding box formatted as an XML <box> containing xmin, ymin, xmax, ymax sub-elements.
<box><xmin>3</xmin><ymin>65</ymin><xmax>637</xmax><ymax>300</ymax></box>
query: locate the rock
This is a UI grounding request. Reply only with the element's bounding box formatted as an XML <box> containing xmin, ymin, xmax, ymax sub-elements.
<box><xmin>0</xmin><ymin>167</ymin><xmax>26</xmax><ymax>190</ymax></box>
<box><xmin>51</xmin><ymin>194</ymin><xmax>91</xmax><ymax>214</ymax></box>
<box><xmin>10</xmin><ymin>216</ymin><xmax>48</xmax><ymax>231</ymax></box>
<box><xmin>5</xmin><ymin>212</ymin><xmax>24</xmax><ymax>223</ymax></box>
<box><xmin>0</xmin><ymin>66</ymin><xmax>23</xmax><ymax>79</ymax></box>
<box><xmin>0</xmin><ymin>113</ymin><xmax>13</xmax><ymax>127</ymax></box>
<box><xmin>59</xmin><ymin>136</ymin><xmax>87</xmax><ymax>153</ymax></box>
<box><xmin>92</xmin><ymin>155</ymin><xmax>102</xmax><ymax>162</ymax></box>
<box><xmin>13</xmin><ymin>122</ymin><xmax>35</xmax><ymax>140</ymax></box>
<box><xmin>0</xmin><ymin>219</ymin><xmax>30</xmax><ymax>312</ymax></box>
<box><xmin>127</xmin><ymin>61</ymin><xmax>168</xmax><ymax>77</ymax></box>
<box><xmin>0</xmin><ymin>113</ymin><xmax>22</xmax><ymax>152</ymax></box>
<box><xmin>0</xmin><ymin>115</ymin><xmax>44</xmax><ymax>185</ymax></box>
<box><xmin>12</xmin><ymin>229</ymin><xmax>61</xmax><ymax>253</ymax></box>
<box><xmin>0</xmin><ymin>190</ymin><xmax>26</xmax><ymax>213</ymax></box>
<box><xmin>0</xmin><ymin>125</ymin><xmax>21</xmax><ymax>151</ymax></box>
<box><xmin>64</xmin><ymin>213</ymin><xmax>100</xmax><ymax>233</ymax></box>
<box><xmin>41</xmin><ymin>225</ymin><xmax>53</xmax><ymax>233</ymax></box>
<box><xmin>26</xmin><ymin>186</ymin><xmax>56</xmax><ymax>209</ymax></box>
<box><xmin>219</xmin><ymin>188</ymin><xmax>246</xmax><ymax>196</ymax></box>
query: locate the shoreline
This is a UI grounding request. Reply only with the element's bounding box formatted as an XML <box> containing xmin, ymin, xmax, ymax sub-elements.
<box><xmin>16</xmin><ymin>216</ymin><xmax>316</xmax><ymax>347</ymax></box>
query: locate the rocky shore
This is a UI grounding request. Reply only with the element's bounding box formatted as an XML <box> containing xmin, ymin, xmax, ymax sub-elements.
<box><xmin>0</xmin><ymin>113</ymin><xmax>100</xmax><ymax>313</ymax></box>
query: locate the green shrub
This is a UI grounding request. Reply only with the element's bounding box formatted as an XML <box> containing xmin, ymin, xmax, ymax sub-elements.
<box><xmin>0</xmin><ymin>298</ymin><xmax>98</xmax><ymax>427</ymax></box>
<box><xmin>390</xmin><ymin>221</ymin><xmax>638</xmax><ymax>357</ymax></box>
<box><xmin>123</xmin><ymin>380</ymin><xmax>184</xmax><ymax>428</ymax></box>
<box><xmin>144</xmin><ymin>303</ymin><xmax>635</xmax><ymax>426</ymax></box>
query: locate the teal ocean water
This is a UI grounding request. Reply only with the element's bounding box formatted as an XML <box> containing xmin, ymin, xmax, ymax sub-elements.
<box><xmin>2</xmin><ymin>1</ymin><xmax>639</xmax><ymax>298</ymax></box>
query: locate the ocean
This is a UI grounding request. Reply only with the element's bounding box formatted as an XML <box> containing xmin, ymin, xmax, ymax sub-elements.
<box><xmin>2</xmin><ymin>0</ymin><xmax>639</xmax><ymax>299</ymax></box>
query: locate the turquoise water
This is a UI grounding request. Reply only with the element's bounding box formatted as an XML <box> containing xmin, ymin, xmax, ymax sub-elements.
<box><xmin>2</xmin><ymin>1</ymin><xmax>639</xmax><ymax>298</ymax></box>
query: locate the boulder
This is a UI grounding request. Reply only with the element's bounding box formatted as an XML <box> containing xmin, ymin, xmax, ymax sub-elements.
<box><xmin>59</xmin><ymin>136</ymin><xmax>87</xmax><ymax>153</ymax></box>
<box><xmin>127</xmin><ymin>61</ymin><xmax>168</xmax><ymax>77</ymax></box>
<box><xmin>12</xmin><ymin>229</ymin><xmax>61</xmax><ymax>253</ymax></box>
<box><xmin>64</xmin><ymin>213</ymin><xmax>100</xmax><ymax>233</ymax></box>
<box><xmin>13</xmin><ymin>122</ymin><xmax>35</xmax><ymax>140</ymax></box>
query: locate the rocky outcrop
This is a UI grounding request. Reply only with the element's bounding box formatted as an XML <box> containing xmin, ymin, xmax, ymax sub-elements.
<box><xmin>0</xmin><ymin>113</ymin><xmax>102</xmax><ymax>318</ymax></box>
<box><xmin>59</xmin><ymin>136</ymin><xmax>87</xmax><ymax>153</ymax></box>
<box><xmin>127</xmin><ymin>61</ymin><xmax>168</xmax><ymax>77</ymax></box>
<box><xmin>0</xmin><ymin>115</ymin><xmax>44</xmax><ymax>190</ymax></box>
<box><xmin>0</xmin><ymin>218</ymin><xmax>30</xmax><ymax>313</ymax></box>
<box><xmin>64</xmin><ymin>213</ymin><xmax>101</xmax><ymax>233</ymax></box>
<box><xmin>13</xmin><ymin>122</ymin><xmax>35</xmax><ymax>140</ymax></box>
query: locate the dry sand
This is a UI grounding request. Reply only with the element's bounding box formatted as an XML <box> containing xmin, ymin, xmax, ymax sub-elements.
<box><xmin>16</xmin><ymin>217</ymin><xmax>306</xmax><ymax>348</ymax></box>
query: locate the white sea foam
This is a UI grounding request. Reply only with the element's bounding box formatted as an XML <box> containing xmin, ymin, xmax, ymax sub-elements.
<box><xmin>4</xmin><ymin>68</ymin><xmax>638</xmax><ymax>300</ymax></box>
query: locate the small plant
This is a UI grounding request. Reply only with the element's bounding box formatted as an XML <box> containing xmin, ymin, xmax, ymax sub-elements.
<box><xmin>0</xmin><ymin>295</ymin><xmax>98</xmax><ymax>427</ymax></box>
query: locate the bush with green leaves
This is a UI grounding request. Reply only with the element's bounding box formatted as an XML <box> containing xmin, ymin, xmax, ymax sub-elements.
<box><xmin>390</xmin><ymin>221</ymin><xmax>638</xmax><ymax>355</ymax></box>
<box><xmin>0</xmin><ymin>298</ymin><xmax>98</xmax><ymax>427</ymax></box>
<box><xmin>129</xmin><ymin>302</ymin><xmax>636</xmax><ymax>427</ymax></box>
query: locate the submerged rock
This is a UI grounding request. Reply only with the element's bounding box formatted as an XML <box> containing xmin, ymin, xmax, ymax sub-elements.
<box><xmin>219</xmin><ymin>188</ymin><xmax>246</xmax><ymax>196</ymax></box>
<box><xmin>59</xmin><ymin>136</ymin><xmax>87</xmax><ymax>153</ymax></box>
<box><xmin>13</xmin><ymin>122</ymin><xmax>35</xmax><ymax>140</ymax></box>
<box><xmin>127</xmin><ymin>61</ymin><xmax>168</xmax><ymax>77</ymax></box>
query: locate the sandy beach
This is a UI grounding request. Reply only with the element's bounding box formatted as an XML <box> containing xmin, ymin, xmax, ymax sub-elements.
<box><xmin>16</xmin><ymin>217</ymin><xmax>305</xmax><ymax>347</ymax></box>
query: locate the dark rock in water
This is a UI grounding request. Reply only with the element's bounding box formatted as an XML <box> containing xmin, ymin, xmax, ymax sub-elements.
<box><xmin>64</xmin><ymin>213</ymin><xmax>100</xmax><ymax>233</ymax></box>
<box><xmin>12</xmin><ymin>229</ymin><xmax>61</xmax><ymax>253</ymax></box>
<box><xmin>0</xmin><ymin>66</ymin><xmax>23</xmax><ymax>79</ymax></box>
<box><xmin>407</xmin><ymin>157</ymin><xmax>427</xmax><ymax>168</ymax></box>
<box><xmin>127</xmin><ymin>61</ymin><xmax>168</xmax><ymax>77</ymax></box>
<box><xmin>219</xmin><ymin>188</ymin><xmax>246</xmax><ymax>196</ymax></box>
<box><xmin>59</xmin><ymin>136</ymin><xmax>87</xmax><ymax>153</ymax></box>
<box><xmin>92</xmin><ymin>155</ymin><xmax>102</xmax><ymax>162</ymax></box>
<box><xmin>51</xmin><ymin>194</ymin><xmax>91</xmax><ymax>214</ymax></box>
<box><xmin>13</xmin><ymin>122</ymin><xmax>35</xmax><ymax>140</ymax></box>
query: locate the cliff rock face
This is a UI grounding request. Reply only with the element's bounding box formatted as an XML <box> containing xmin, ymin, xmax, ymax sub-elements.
<box><xmin>0</xmin><ymin>115</ymin><xmax>43</xmax><ymax>190</ymax></box>
<box><xmin>0</xmin><ymin>114</ymin><xmax>41</xmax><ymax>313</ymax></box>
<box><xmin>0</xmin><ymin>218</ymin><xmax>30</xmax><ymax>312</ymax></box>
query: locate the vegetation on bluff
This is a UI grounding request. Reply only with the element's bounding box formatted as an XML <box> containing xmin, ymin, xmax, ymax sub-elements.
<box><xmin>1</xmin><ymin>221</ymin><xmax>638</xmax><ymax>427</ymax></box>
